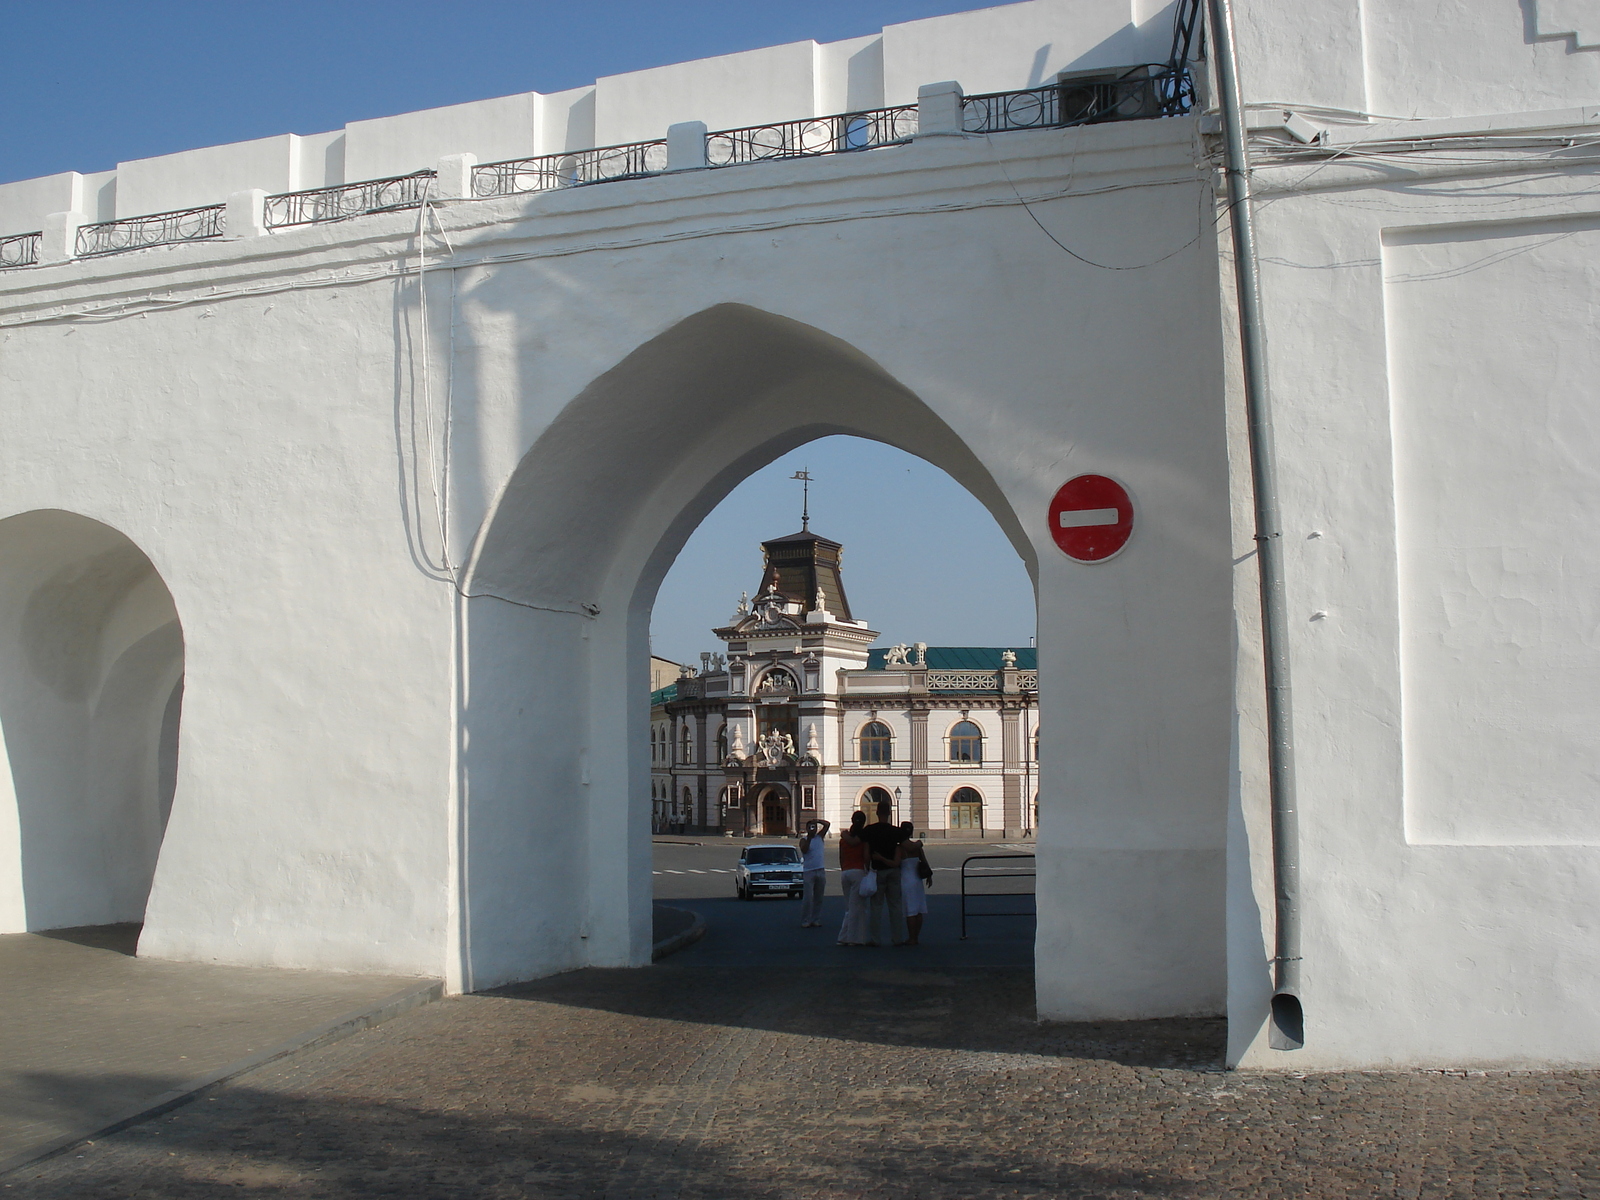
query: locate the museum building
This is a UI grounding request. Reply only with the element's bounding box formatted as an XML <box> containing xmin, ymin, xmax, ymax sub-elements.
<box><xmin>651</xmin><ymin>527</ymin><xmax>1038</xmax><ymax>839</ymax></box>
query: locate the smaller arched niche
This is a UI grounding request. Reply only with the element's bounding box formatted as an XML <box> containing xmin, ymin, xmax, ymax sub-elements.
<box><xmin>0</xmin><ymin>511</ymin><xmax>184</xmax><ymax>934</ymax></box>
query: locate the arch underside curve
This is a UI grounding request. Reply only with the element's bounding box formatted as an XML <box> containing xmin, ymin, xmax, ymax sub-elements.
<box><xmin>0</xmin><ymin>510</ymin><xmax>184</xmax><ymax>936</ymax></box>
<box><xmin>458</xmin><ymin>304</ymin><xmax>1036</xmax><ymax>990</ymax></box>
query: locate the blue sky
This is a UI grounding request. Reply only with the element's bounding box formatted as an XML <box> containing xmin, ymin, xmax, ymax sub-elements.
<box><xmin>1</xmin><ymin>1</ymin><xmax>993</xmax><ymax>184</ymax></box>
<box><xmin>651</xmin><ymin>438</ymin><xmax>1036</xmax><ymax>665</ymax></box>
<box><xmin>1</xmin><ymin>1</ymin><xmax>1036</xmax><ymax>657</ymax></box>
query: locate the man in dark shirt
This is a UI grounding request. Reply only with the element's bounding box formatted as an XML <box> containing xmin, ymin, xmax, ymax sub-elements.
<box><xmin>861</xmin><ymin>799</ymin><xmax>907</xmax><ymax>945</ymax></box>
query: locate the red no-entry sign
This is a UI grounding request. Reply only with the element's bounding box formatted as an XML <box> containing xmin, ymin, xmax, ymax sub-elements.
<box><xmin>1049</xmin><ymin>474</ymin><xmax>1134</xmax><ymax>562</ymax></box>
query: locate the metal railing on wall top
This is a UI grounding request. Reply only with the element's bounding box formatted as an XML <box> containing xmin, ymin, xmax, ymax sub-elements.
<box><xmin>2</xmin><ymin>77</ymin><xmax>1193</xmax><ymax>272</ymax></box>
<box><xmin>961</xmin><ymin>65</ymin><xmax>1193</xmax><ymax>134</ymax></box>
<box><xmin>75</xmin><ymin>205</ymin><xmax>225</xmax><ymax>258</ymax></box>
<box><xmin>473</xmin><ymin>141</ymin><xmax>668</xmax><ymax>199</ymax></box>
<box><xmin>705</xmin><ymin>105</ymin><xmax>918</xmax><ymax>167</ymax></box>
<box><xmin>0</xmin><ymin>231</ymin><xmax>40</xmax><ymax>269</ymax></box>
<box><xmin>264</xmin><ymin>171</ymin><xmax>435</xmax><ymax>229</ymax></box>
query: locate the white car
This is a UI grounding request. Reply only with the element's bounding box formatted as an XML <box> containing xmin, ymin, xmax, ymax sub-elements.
<box><xmin>735</xmin><ymin>844</ymin><xmax>804</xmax><ymax>900</ymax></box>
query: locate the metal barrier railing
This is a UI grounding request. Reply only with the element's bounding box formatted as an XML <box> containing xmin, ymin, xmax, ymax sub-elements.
<box><xmin>0</xmin><ymin>73</ymin><xmax>1196</xmax><ymax>272</ymax></box>
<box><xmin>473</xmin><ymin>140</ymin><xmax>668</xmax><ymax>198</ymax></box>
<box><xmin>0</xmin><ymin>230</ymin><xmax>40</xmax><ymax>269</ymax></box>
<box><xmin>75</xmin><ymin>204</ymin><xmax>225</xmax><ymax>258</ymax></box>
<box><xmin>959</xmin><ymin>853</ymin><xmax>1036</xmax><ymax>938</ymax></box>
<box><xmin>705</xmin><ymin>104</ymin><xmax>917</xmax><ymax>167</ymax></box>
<box><xmin>264</xmin><ymin>170</ymin><xmax>435</xmax><ymax>229</ymax></box>
<box><xmin>961</xmin><ymin>66</ymin><xmax>1193</xmax><ymax>134</ymax></box>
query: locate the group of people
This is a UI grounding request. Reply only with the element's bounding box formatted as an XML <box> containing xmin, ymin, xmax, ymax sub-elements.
<box><xmin>796</xmin><ymin>800</ymin><xmax>933</xmax><ymax>947</ymax></box>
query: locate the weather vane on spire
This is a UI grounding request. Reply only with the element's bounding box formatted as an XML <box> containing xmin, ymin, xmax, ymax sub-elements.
<box><xmin>791</xmin><ymin>469</ymin><xmax>813</xmax><ymax>531</ymax></box>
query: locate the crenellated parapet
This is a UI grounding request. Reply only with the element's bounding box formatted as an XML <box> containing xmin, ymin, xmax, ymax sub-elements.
<box><xmin>0</xmin><ymin>0</ymin><xmax>1189</xmax><ymax>247</ymax></box>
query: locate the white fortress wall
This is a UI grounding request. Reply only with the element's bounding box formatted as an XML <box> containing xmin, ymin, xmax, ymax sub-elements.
<box><xmin>295</xmin><ymin>130</ymin><xmax>346</xmax><ymax>191</ymax></box>
<box><xmin>0</xmin><ymin>173</ymin><xmax>83</xmax><ymax>239</ymax></box>
<box><xmin>114</xmin><ymin>134</ymin><xmax>299</xmax><ymax>219</ymax></box>
<box><xmin>1231</xmin><ymin>0</ymin><xmax>1600</xmax><ymax>120</ymax></box>
<box><xmin>8</xmin><ymin>0</ymin><xmax>1595</xmax><ymax>239</ymax></box>
<box><xmin>4</xmin><ymin>0</ymin><xmax>1598</xmax><ymax>1067</ymax></box>
<box><xmin>343</xmin><ymin>92</ymin><xmax>540</xmax><ymax>184</ymax></box>
<box><xmin>537</xmin><ymin>87</ymin><xmax>598</xmax><ymax>155</ymax></box>
<box><xmin>0</xmin><ymin>0</ymin><xmax>1181</xmax><ymax>238</ymax></box>
<box><xmin>881</xmin><ymin>0</ymin><xmax>1177</xmax><ymax>102</ymax></box>
<box><xmin>594</xmin><ymin>41</ymin><xmax>821</xmax><ymax>146</ymax></box>
<box><xmin>816</xmin><ymin>35</ymin><xmax>886</xmax><ymax>114</ymax></box>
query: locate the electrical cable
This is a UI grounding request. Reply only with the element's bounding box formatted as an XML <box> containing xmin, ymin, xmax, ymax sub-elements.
<box><xmin>982</xmin><ymin>130</ymin><xmax>1207</xmax><ymax>269</ymax></box>
<box><xmin>0</xmin><ymin>172</ymin><xmax>1208</xmax><ymax>331</ymax></box>
<box><xmin>400</xmin><ymin>183</ymin><xmax>601</xmax><ymax>619</ymax></box>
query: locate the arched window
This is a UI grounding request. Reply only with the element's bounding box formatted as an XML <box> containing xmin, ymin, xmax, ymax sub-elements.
<box><xmin>680</xmin><ymin>723</ymin><xmax>693</xmax><ymax>764</ymax></box>
<box><xmin>858</xmin><ymin>721</ymin><xmax>892</xmax><ymax>764</ymax></box>
<box><xmin>949</xmin><ymin>787</ymin><xmax>984</xmax><ymax>831</ymax></box>
<box><xmin>861</xmin><ymin>786</ymin><xmax>894</xmax><ymax>816</ymax></box>
<box><xmin>715</xmin><ymin>723</ymin><xmax>728</xmax><ymax>763</ymax></box>
<box><xmin>949</xmin><ymin>720</ymin><xmax>984</xmax><ymax>764</ymax></box>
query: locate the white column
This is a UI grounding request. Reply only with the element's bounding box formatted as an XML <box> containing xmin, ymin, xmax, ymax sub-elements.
<box><xmin>225</xmin><ymin>190</ymin><xmax>267</xmax><ymax>239</ymax></box>
<box><xmin>916</xmin><ymin>81</ymin><xmax>965</xmax><ymax>136</ymax></box>
<box><xmin>666</xmin><ymin>121</ymin><xmax>708</xmax><ymax>172</ymax></box>
<box><xmin>433</xmin><ymin>153</ymin><xmax>478</xmax><ymax>200</ymax></box>
<box><xmin>39</xmin><ymin>211</ymin><xmax>84</xmax><ymax>263</ymax></box>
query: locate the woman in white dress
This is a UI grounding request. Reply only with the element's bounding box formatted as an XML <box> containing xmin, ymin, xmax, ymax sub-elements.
<box><xmin>836</xmin><ymin>811</ymin><xmax>871</xmax><ymax>945</ymax></box>
<box><xmin>898</xmin><ymin>821</ymin><xmax>929</xmax><ymax>945</ymax></box>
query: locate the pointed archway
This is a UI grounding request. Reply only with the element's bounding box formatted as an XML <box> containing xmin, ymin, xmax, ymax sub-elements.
<box><xmin>457</xmin><ymin>304</ymin><xmax>1034</xmax><ymax>990</ymax></box>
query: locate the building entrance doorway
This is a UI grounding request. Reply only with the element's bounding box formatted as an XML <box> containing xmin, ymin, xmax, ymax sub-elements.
<box><xmin>759</xmin><ymin>787</ymin><xmax>791</xmax><ymax>836</ymax></box>
<box><xmin>860</xmin><ymin>786</ymin><xmax>895</xmax><ymax>820</ymax></box>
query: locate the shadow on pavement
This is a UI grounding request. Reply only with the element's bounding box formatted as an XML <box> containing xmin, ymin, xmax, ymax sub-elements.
<box><xmin>490</xmin><ymin>894</ymin><xmax>1225</xmax><ymax>1071</ymax></box>
<box><xmin>31</xmin><ymin>923</ymin><xmax>141</xmax><ymax>956</ymax></box>
<box><xmin>6</xmin><ymin>1077</ymin><xmax>1195</xmax><ymax>1198</ymax></box>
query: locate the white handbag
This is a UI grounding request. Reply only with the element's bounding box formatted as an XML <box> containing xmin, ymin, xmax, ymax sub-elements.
<box><xmin>856</xmin><ymin>869</ymin><xmax>878</xmax><ymax>898</ymax></box>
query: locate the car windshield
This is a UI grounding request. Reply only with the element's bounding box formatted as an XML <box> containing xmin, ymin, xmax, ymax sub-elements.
<box><xmin>746</xmin><ymin>848</ymin><xmax>800</xmax><ymax>865</ymax></box>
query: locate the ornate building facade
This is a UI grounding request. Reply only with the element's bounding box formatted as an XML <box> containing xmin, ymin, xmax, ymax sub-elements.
<box><xmin>651</xmin><ymin>527</ymin><xmax>1037</xmax><ymax>838</ymax></box>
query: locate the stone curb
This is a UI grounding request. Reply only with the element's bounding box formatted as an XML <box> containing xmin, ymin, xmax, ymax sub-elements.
<box><xmin>651</xmin><ymin>906</ymin><xmax>706</xmax><ymax>961</ymax></box>
<box><xmin>0</xmin><ymin>978</ymin><xmax>444</xmax><ymax>1179</ymax></box>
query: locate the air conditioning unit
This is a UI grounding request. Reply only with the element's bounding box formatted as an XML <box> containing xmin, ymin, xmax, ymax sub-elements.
<box><xmin>1053</xmin><ymin>65</ymin><xmax>1163</xmax><ymax>125</ymax></box>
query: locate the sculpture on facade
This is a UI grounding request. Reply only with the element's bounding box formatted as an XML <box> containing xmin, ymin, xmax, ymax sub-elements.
<box><xmin>756</xmin><ymin>668</ymin><xmax>797</xmax><ymax>696</ymax></box>
<box><xmin>757</xmin><ymin>729</ymin><xmax>796</xmax><ymax>767</ymax></box>
<box><xmin>1002</xmin><ymin>649</ymin><xmax>1017</xmax><ymax>667</ymax></box>
<box><xmin>884</xmin><ymin>642</ymin><xmax>928</xmax><ymax>668</ymax></box>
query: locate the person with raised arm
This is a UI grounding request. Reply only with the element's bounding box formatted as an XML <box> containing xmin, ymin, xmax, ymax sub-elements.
<box><xmin>797</xmin><ymin>817</ymin><xmax>831</xmax><ymax>927</ymax></box>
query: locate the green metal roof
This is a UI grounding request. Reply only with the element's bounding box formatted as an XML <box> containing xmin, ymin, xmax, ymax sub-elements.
<box><xmin>865</xmin><ymin>647</ymin><xmax>1037</xmax><ymax>670</ymax></box>
<box><xmin>649</xmin><ymin>683</ymin><xmax>679</xmax><ymax>707</ymax></box>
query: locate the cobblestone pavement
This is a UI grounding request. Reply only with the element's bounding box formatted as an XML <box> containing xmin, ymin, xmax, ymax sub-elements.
<box><xmin>8</xmin><ymin>945</ymin><xmax>1598</xmax><ymax>1197</ymax></box>
<box><xmin>0</xmin><ymin>925</ymin><xmax>423</xmax><ymax>1164</ymax></box>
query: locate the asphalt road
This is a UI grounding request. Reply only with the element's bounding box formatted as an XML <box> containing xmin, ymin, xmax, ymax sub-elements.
<box><xmin>651</xmin><ymin>837</ymin><xmax>1036</xmax><ymax>970</ymax></box>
